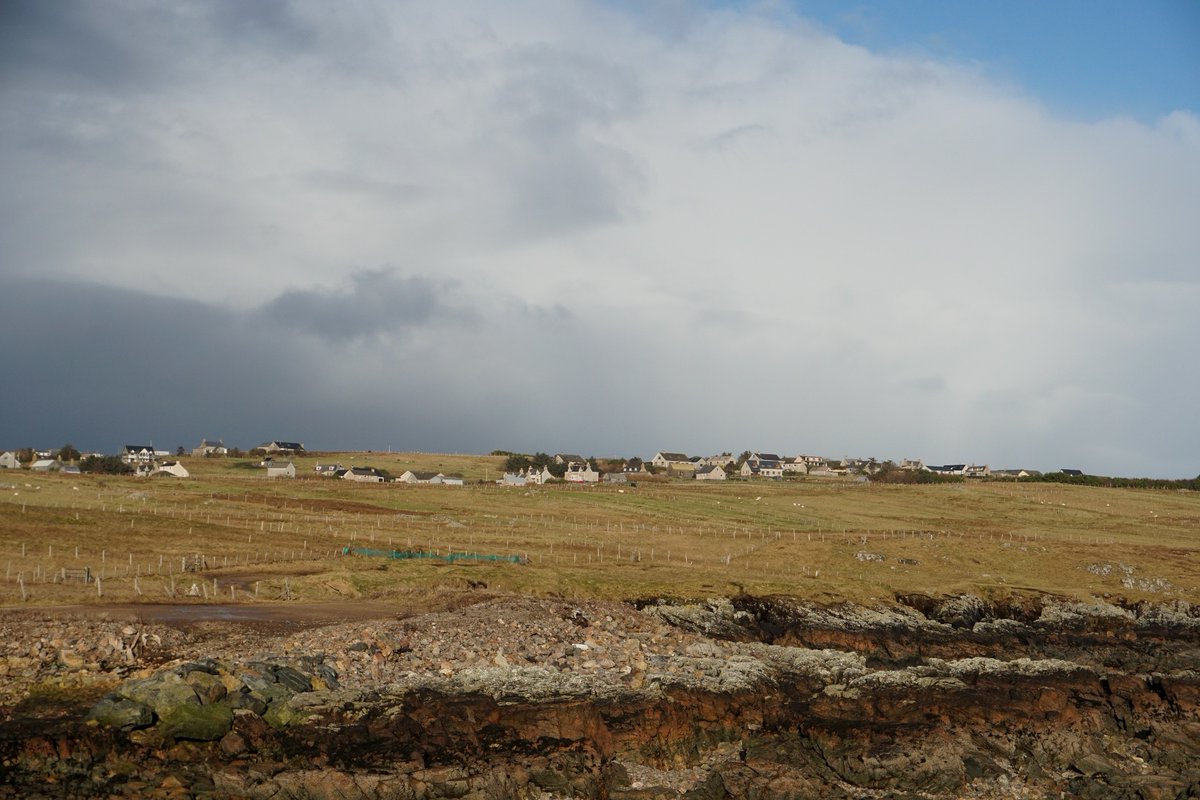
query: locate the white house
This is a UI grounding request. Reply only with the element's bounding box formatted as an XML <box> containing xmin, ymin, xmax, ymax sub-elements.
<box><xmin>30</xmin><ymin>458</ymin><xmax>61</xmax><ymax>472</ymax></box>
<box><xmin>554</xmin><ymin>453</ymin><xmax>585</xmax><ymax>466</ymax></box>
<box><xmin>740</xmin><ymin>459</ymin><xmax>783</xmax><ymax>479</ymax></box>
<box><xmin>526</xmin><ymin>466</ymin><xmax>555</xmax><ymax>485</ymax></box>
<box><xmin>650</xmin><ymin>452</ymin><xmax>689</xmax><ymax>470</ymax></box>
<box><xmin>265</xmin><ymin>461</ymin><xmax>296</xmax><ymax>479</ymax></box>
<box><xmin>343</xmin><ymin>466</ymin><xmax>386</xmax><ymax>483</ymax></box>
<box><xmin>0</xmin><ymin>451</ymin><xmax>20</xmax><ymax>469</ymax></box>
<box><xmin>696</xmin><ymin>465</ymin><xmax>727</xmax><ymax>481</ymax></box>
<box><xmin>433</xmin><ymin>474</ymin><xmax>465</xmax><ymax>486</ymax></box>
<box><xmin>564</xmin><ymin>462</ymin><xmax>599</xmax><ymax>483</ymax></box>
<box><xmin>783</xmin><ymin>457</ymin><xmax>808</xmax><ymax>474</ymax></box>
<box><xmin>500</xmin><ymin>472</ymin><xmax>527</xmax><ymax>487</ymax></box>
<box><xmin>153</xmin><ymin>461</ymin><xmax>190</xmax><ymax>478</ymax></box>
<box><xmin>314</xmin><ymin>463</ymin><xmax>344</xmax><ymax>475</ymax></box>
<box><xmin>397</xmin><ymin>470</ymin><xmax>441</xmax><ymax>484</ymax></box>
<box><xmin>259</xmin><ymin>441</ymin><xmax>305</xmax><ymax>454</ymax></box>
<box><xmin>122</xmin><ymin>445</ymin><xmax>156</xmax><ymax>464</ymax></box>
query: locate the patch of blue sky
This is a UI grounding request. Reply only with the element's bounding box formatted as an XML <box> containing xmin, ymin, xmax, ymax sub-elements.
<box><xmin>684</xmin><ymin>0</ymin><xmax>1200</xmax><ymax>121</ymax></box>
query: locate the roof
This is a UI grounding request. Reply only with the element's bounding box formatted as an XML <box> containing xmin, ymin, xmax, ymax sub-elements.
<box><xmin>752</xmin><ymin>453</ymin><xmax>783</xmax><ymax>462</ymax></box>
<box><xmin>696</xmin><ymin>465</ymin><xmax>723</xmax><ymax>475</ymax></box>
<box><xmin>124</xmin><ymin>445</ymin><xmax>154</xmax><ymax>452</ymax></box>
<box><xmin>555</xmin><ymin>454</ymin><xmax>585</xmax><ymax>463</ymax></box>
<box><xmin>270</xmin><ymin>441</ymin><xmax>304</xmax><ymax>450</ymax></box>
<box><xmin>406</xmin><ymin>470</ymin><xmax>441</xmax><ymax>480</ymax></box>
<box><xmin>655</xmin><ymin>452</ymin><xmax>689</xmax><ymax>461</ymax></box>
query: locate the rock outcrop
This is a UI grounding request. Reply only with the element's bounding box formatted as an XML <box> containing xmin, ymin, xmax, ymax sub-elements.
<box><xmin>2</xmin><ymin>594</ymin><xmax>1198</xmax><ymax>799</ymax></box>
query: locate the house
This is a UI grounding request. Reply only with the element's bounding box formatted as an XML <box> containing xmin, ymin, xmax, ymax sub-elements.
<box><xmin>153</xmin><ymin>461</ymin><xmax>190</xmax><ymax>478</ymax></box>
<box><xmin>899</xmin><ymin>459</ymin><xmax>926</xmax><ymax>472</ymax></box>
<box><xmin>929</xmin><ymin>464</ymin><xmax>967</xmax><ymax>476</ymax></box>
<box><xmin>696</xmin><ymin>465</ymin><xmax>727</xmax><ymax>481</ymax></box>
<box><xmin>60</xmin><ymin>464</ymin><xmax>81</xmax><ymax>475</ymax></box>
<box><xmin>0</xmin><ymin>451</ymin><xmax>20</xmax><ymax>469</ymax></box>
<box><xmin>697</xmin><ymin>453</ymin><xmax>734</xmax><ymax>468</ymax></box>
<box><xmin>740</xmin><ymin>459</ymin><xmax>783</xmax><ymax>479</ymax></box>
<box><xmin>782</xmin><ymin>457</ymin><xmax>807</xmax><ymax>474</ymax></box>
<box><xmin>602</xmin><ymin>471</ymin><xmax>628</xmax><ymax>484</ymax></box>
<box><xmin>964</xmin><ymin>464</ymin><xmax>991</xmax><ymax>479</ymax></box>
<box><xmin>343</xmin><ymin>467</ymin><xmax>387</xmax><ymax>483</ymax></box>
<box><xmin>526</xmin><ymin>466</ymin><xmax>555</xmax><ymax>485</ymax></box>
<box><xmin>564</xmin><ymin>462</ymin><xmax>599</xmax><ymax>483</ymax></box>
<box><xmin>259</xmin><ymin>441</ymin><xmax>305</xmax><ymax>454</ymax></box>
<box><xmin>650</xmin><ymin>452</ymin><xmax>689</xmax><ymax>470</ymax></box>
<box><xmin>191</xmin><ymin>439</ymin><xmax>227</xmax><ymax>457</ymax></box>
<box><xmin>667</xmin><ymin>461</ymin><xmax>697</xmax><ymax>477</ymax></box>
<box><xmin>314</xmin><ymin>463</ymin><xmax>344</xmax><ymax>475</ymax></box>
<box><xmin>746</xmin><ymin>453</ymin><xmax>784</xmax><ymax>469</ymax></box>
<box><xmin>993</xmin><ymin>469</ymin><xmax>1035</xmax><ymax>479</ymax></box>
<box><xmin>397</xmin><ymin>470</ymin><xmax>441</xmax><ymax>484</ymax></box>
<box><xmin>433</xmin><ymin>474</ymin><xmax>465</xmax><ymax>486</ymax></box>
<box><xmin>1061</xmin><ymin>469</ymin><xmax>1084</xmax><ymax>477</ymax></box>
<box><xmin>265</xmin><ymin>461</ymin><xmax>296</xmax><ymax>479</ymax></box>
<box><xmin>554</xmin><ymin>453</ymin><xmax>585</xmax><ymax>466</ymax></box>
<box><xmin>122</xmin><ymin>445</ymin><xmax>157</xmax><ymax>464</ymax></box>
<box><xmin>30</xmin><ymin>458</ymin><xmax>61</xmax><ymax>472</ymax></box>
<box><xmin>500</xmin><ymin>472</ymin><xmax>528</xmax><ymax>487</ymax></box>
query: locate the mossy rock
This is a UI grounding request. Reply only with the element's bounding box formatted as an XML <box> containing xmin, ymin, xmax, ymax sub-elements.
<box><xmin>86</xmin><ymin>695</ymin><xmax>154</xmax><ymax>730</ymax></box>
<box><xmin>159</xmin><ymin>701</ymin><xmax>234</xmax><ymax>741</ymax></box>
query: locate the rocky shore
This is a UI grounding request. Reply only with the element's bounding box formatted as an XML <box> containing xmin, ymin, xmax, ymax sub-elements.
<box><xmin>1</xmin><ymin>592</ymin><xmax>1198</xmax><ymax>799</ymax></box>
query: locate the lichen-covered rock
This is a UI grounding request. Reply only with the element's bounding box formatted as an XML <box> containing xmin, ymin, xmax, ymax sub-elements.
<box><xmin>158</xmin><ymin>700</ymin><xmax>234</xmax><ymax>741</ymax></box>
<box><xmin>85</xmin><ymin>694</ymin><xmax>154</xmax><ymax>730</ymax></box>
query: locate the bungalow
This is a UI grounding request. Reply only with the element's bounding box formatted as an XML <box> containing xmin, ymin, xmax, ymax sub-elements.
<box><xmin>314</xmin><ymin>463</ymin><xmax>345</xmax><ymax>475</ymax></box>
<box><xmin>1061</xmin><ymin>469</ymin><xmax>1085</xmax><ymax>477</ymax></box>
<box><xmin>564</xmin><ymin>462</ymin><xmax>600</xmax><ymax>483</ymax></box>
<box><xmin>153</xmin><ymin>461</ymin><xmax>190</xmax><ymax>478</ymax></box>
<box><xmin>343</xmin><ymin>466</ymin><xmax>387</xmax><ymax>483</ymax></box>
<box><xmin>433</xmin><ymin>474</ymin><xmax>465</xmax><ymax>486</ymax></box>
<box><xmin>191</xmin><ymin>439</ymin><xmax>228</xmax><ymax>457</ymax></box>
<box><xmin>929</xmin><ymin>464</ymin><xmax>967</xmax><ymax>476</ymax></box>
<box><xmin>746</xmin><ymin>453</ymin><xmax>784</xmax><ymax>469</ymax></box>
<box><xmin>259</xmin><ymin>441</ymin><xmax>305</xmax><ymax>454</ymax></box>
<box><xmin>122</xmin><ymin>445</ymin><xmax>156</xmax><ymax>464</ymax></box>
<box><xmin>602</xmin><ymin>471</ymin><xmax>628</xmax><ymax>484</ymax></box>
<box><xmin>696</xmin><ymin>465</ymin><xmax>727</xmax><ymax>481</ymax></box>
<box><xmin>964</xmin><ymin>464</ymin><xmax>991</xmax><ymax>479</ymax></box>
<box><xmin>0</xmin><ymin>451</ymin><xmax>20</xmax><ymax>469</ymax></box>
<box><xmin>397</xmin><ymin>470</ymin><xmax>441</xmax><ymax>484</ymax></box>
<box><xmin>265</xmin><ymin>461</ymin><xmax>296</xmax><ymax>479</ymax></box>
<box><xmin>554</xmin><ymin>453</ymin><xmax>585</xmax><ymax>466</ymax></box>
<box><xmin>30</xmin><ymin>458</ymin><xmax>61</xmax><ymax>472</ymax></box>
<box><xmin>650</xmin><ymin>452</ymin><xmax>689</xmax><ymax>470</ymax></box>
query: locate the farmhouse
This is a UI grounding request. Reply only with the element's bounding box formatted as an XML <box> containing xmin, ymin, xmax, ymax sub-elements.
<box><xmin>741</xmin><ymin>459</ymin><xmax>783</xmax><ymax>479</ymax></box>
<box><xmin>782</xmin><ymin>457</ymin><xmax>807</xmax><ymax>474</ymax></box>
<box><xmin>554</xmin><ymin>454</ymin><xmax>585</xmax><ymax>466</ymax></box>
<box><xmin>696</xmin><ymin>465</ymin><xmax>727</xmax><ymax>481</ymax></box>
<box><xmin>434</xmin><ymin>474</ymin><xmax>465</xmax><ymax>486</ymax></box>
<box><xmin>259</xmin><ymin>441</ymin><xmax>305</xmax><ymax>454</ymax></box>
<box><xmin>397</xmin><ymin>470</ymin><xmax>441</xmax><ymax>484</ymax></box>
<box><xmin>30</xmin><ymin>458</ymin><xmax>61</xmax><ymax>472</ymax></box>
<box><xmin>191</xmin><ymin>439</ymin><xmax>227</xmax><ymax>457</ymax></box>
<box><xmin>265</xmin><ymin>461</ymin><xmax>296</xmax><ymax>479</ymax></box>
<box><xmin>314</xmin><ymin>463</ymin><xmax>345</xmax><ymax>475</ymax></box>
<box><xmin>526</xmin><ymin>466</ymin><xmax>555</xmax><ymax>485</ymax></box>
<box><xmin>0</xmin><ymin>451</ymin><xmax>20</xmax><ymax>469</ymax></box>
<box><xmin>343</xmin><ymin>466</ymin><xmax>387</xmax><ymax>483</ymax></box>
<box><xmin>153</xmin><ymin>461</ymin><xmax>190</xmax><ymax>478</ymax></box>
<box><xmin>500</xmin><ymin>472</ymin><xmax>527</xmax><ymax>487</ymax></box>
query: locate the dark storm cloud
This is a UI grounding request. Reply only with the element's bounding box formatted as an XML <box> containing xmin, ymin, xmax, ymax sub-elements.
<box><xmin>260</xmin><ymin>269</ymin><xmax>468</xmax><ymax>343</ymax></box>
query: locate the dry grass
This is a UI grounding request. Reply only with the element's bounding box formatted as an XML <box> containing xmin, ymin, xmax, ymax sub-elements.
<box><xmin>1</xmin><ymin>453</ymin><xmax>1197</xmax><ymax>608</ymax></box>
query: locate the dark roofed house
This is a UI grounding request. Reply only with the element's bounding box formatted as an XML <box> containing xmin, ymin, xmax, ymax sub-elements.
<box><xmin>554</xmin><ymin>453</ymin><xmax>585</xmax><ymax>466</ymax></box>
<box><xmin>650</xmin><ymin>452</ymin><xmax>689</xmax><ymax>469</ymax></box>
<box><xmin>343</xmin><ymin>466</ymin><xmax>387</xmax><ymax>483</ymax></box>
<box><xmin>1061</xmin><ymin>469</ymin><xmax>1085</xmax><ymax>477</ymax></box>
<box><xmin>122</xmin><ymin>445</ymin><xmax>156</xmax><ymax>464</ymax></box>
<box><xmin>260</xmin><ymin>441</ymin><xmax>305</xmax><ymax>454</ymax></box>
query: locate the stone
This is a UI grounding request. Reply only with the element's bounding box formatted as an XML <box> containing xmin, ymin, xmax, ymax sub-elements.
<box><xmin>86</xmin><ymin>694</ymin><xmax>154</xmax><ymax>730</ymax></box>
<box><xmin>159</xmin><ymin>701</ymin><xmax>234</xmax><ymax>741</ymax></box>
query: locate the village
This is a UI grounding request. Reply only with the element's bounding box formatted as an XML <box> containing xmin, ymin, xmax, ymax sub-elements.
<box><xmin>0</xmin><ymin>439</ymin><xmax>1047</xmax><ymax>484</ymax></box>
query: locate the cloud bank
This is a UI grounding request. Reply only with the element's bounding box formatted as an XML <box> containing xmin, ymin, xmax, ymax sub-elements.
<box><xmin>1</xmin><ymin>1</ymin><xmax>1197</xmax><ymax>475</ymax></box>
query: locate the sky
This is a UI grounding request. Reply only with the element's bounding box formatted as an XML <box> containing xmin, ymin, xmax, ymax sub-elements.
<box><xmin>1</xmin><ymin>0</ymin><xmax>1198</xmax><ymax>477</ymax></box>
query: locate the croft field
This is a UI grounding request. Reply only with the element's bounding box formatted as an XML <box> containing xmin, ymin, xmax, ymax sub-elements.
<box><xmin>1</xmin><ymin>452</ymin><xmax>1197</xmax><ymax>608</ymax></box>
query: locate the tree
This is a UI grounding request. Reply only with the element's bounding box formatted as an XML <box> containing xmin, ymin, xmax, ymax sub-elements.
<box><xmin>504</xmin><ymin>454</ymin><xmax>531</xmax><ymax>473</ymax></box>
<box><xmin>80</xmin><ymin>455</ymin><xmax>133</xmax><ymax>475</ymax></box>
<box><xmin>176</xmin><ymin>445</ymin><xmax>185</xmax><ymax>457</ymax></box>
<box><xmin>58</xmin><ymin>443</ymin><xmax>80</xmax><ymax>462</ymax></box>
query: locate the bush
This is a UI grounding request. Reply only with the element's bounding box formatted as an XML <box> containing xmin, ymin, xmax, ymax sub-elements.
<box><xmin>80</xmin><ymin>455</ymin><xmax>133</xmax><ymax>475</ymax></box>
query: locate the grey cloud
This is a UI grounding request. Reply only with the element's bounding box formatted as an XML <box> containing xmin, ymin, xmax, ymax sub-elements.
<box><xmin>260</xmin><ymin>270</ymin><xmax>467</xmax><ymax>343</ymax></box>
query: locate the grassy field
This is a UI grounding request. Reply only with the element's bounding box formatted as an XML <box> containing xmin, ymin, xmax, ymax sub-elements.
<box><xmin>1</xmin><ymin>452</ymin><xmax>1197</xmax><ymax>608</ymax></box>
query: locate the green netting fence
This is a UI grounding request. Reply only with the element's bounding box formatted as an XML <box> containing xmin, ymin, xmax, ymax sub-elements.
<box><xmin>340</xmin><ymin>546</ymin><xmax>525</xmax><ymax>564</ymax></box>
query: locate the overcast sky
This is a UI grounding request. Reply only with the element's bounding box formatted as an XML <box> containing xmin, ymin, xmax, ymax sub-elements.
<box><xmin>2</xmin><ymin>1</ymin><xmax>1198</xmax><ymax>477</ymax></box>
